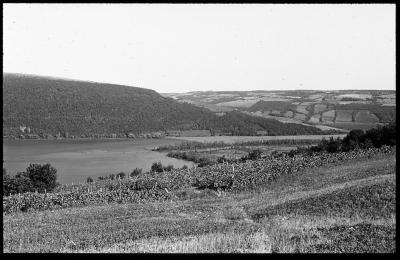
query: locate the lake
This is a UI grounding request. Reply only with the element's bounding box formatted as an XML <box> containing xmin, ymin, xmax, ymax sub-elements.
<box><xmin>3</xmin><ymin>138</ymin><xmax>194</xmax><ymax>184</ymax></box>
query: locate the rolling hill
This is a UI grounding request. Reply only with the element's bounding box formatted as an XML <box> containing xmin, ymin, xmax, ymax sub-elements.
<box><xmin>163</xmin><ymin>90</ymin><xmax>396</xmax><ymax>131</ymax></box>
<box><xmin>3</xmin><ymin>73</ymin><xmax>327</xmax><ymax>138</ymax></box>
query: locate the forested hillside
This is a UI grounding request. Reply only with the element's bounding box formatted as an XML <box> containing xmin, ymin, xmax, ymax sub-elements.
<box><xmin>3</xmin><ymin>73</ymin><xmax>326</xmax><ymax>138</ymax></box>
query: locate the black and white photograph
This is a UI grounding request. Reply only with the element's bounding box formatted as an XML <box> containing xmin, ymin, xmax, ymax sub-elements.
<box><xmin>2</xmin><ymin>3</ymin><xmax>396</xmax><ymax>253</ymax></box>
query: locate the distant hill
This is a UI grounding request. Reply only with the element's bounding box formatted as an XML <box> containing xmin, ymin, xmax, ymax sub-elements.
<box><xmin>3</xmin><ymin>73</ymin><xmax>326</xmax><ymax>138</ymax></box>
<box><xmin>165</xmin><ymin>90</ymin><xmax>396</xmax><ymax>131</ymax></box>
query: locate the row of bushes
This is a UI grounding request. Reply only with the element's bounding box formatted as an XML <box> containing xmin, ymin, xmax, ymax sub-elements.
<box><xmin>3</xmin><ymin>145</ymin><xmax>394</xmax><ymax>214</ymax></box>
<box><xmin>156</xmin><ymin>139</ymin><xmax>324</xmax><ymax>152</ymax></box>
<box><xmin>92</xmin><ymin>162</ymin><xmax>187</xmax><ymax>182</ymax></box>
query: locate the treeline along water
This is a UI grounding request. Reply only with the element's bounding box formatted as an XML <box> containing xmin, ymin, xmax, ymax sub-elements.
<box><xmin>3</xmin><ymin>138</ymin><xmax>194</xmax><ymax>184</ymax></box>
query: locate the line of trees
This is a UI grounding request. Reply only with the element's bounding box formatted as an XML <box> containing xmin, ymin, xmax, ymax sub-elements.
<box><xmin>156</xmin><ymin>138</ymin><xmax>323</xmax><ymax>152</ymax></box>
<box><xmin>294</xmin><ymin>121</ymin><xmax>396</xmax><ymax>154</ymax></box>
<box><xmin>94</xmin><ymin>162</ymin><xmax>187</xmax><ymax>182</ymax></box>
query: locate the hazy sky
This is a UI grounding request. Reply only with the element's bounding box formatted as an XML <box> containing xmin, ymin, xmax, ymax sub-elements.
<box><xmin>3</xmin><ymin>4</ymin><xmax>395</xmax><ymax>93</ymax></box>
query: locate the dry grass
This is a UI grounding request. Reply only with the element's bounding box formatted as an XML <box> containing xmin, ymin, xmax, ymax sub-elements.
<box><xmin>260</xmin><ymin>213</ymin><xmax>395</xmax><ymax>253</ymax></box>
<box><xmin>62</xmin><ymin>231</ymin><xmax>271</xmax><ymax>253</ymax></box>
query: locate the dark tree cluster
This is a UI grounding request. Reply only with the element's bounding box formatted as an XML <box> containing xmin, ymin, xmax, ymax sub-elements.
<box><xmin>297</xmin><ymin>121</ymin><xmax>396</xmax><ymax>154</ymax></box>
<box><xmin>3</xmin><ymin>163</ymin><xmax>59</xmax><ymax>196</ymax></box>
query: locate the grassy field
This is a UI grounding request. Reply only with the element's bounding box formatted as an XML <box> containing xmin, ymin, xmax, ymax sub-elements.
<box><xmin>3</xmin><ymin>150</ymin><xmax>395</xmax><ymax>253</ymax></box>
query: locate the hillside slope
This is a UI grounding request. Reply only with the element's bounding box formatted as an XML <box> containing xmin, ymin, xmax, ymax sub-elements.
<box><xmin>3</xmin><ymin>73</ymin><xmax>325</xmax><ymax>137</ymax></box>
<box><xmin>3</xmin><ymin>150</ymin><xmax>395</xmax><ymax>253</ymax></box>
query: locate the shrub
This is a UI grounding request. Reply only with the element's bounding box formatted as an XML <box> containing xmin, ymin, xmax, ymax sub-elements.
<box><xmin>116</xmin><ymin>172</ymin><xmax>126</xmax><ymax>179</ymax></box>
<box><xmin>151</xmin><ymin>162</ymin><xmax>164</xmax><ymax>173</ymax></box>
<box><xmin>247</xmin><ymin>149</ymin><xmax>262</xmax><ymax>160</ymax></box>
<box><xmin>3</xmin><ymin>175</ymin><xmax>35</xmax><ymax>196</ymax></box>
<box><xmin>198</xmin><ymin>158</ymin><xmax>214</xmax><ymax>167</ymax></box>
<box><xmin>163</xmin><ymin>165</ymin><xmax>174</xmax><ymax>172</ymax></box>
<box><xmin>18</xmin><ymin>163</ymin><xmax>58</xmax><ymax>193</ymax></box>
<box><xmin>326</xmin><ymin>137</ymin><xmax>341</xmax><ymax>153</ymax></box>
<box><xmin>130</xmin><ymin>168</ymin><xmax>142</xmax><ymax>177</ymax></box>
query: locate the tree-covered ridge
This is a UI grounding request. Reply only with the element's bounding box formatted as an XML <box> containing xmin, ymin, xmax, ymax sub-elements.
<box><xmin>3</xmin><ymin>73</ymin><xmax>327</xmax><ymax>137</ymax></box>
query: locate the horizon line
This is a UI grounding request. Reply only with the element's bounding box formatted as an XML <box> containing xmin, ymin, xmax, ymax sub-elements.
<box><xmin>4</xmin><ymin>71</ymin><xmax>396</xmax><ymax>93</ymax></box>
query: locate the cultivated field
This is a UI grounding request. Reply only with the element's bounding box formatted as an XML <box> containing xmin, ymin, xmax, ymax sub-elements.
<box><xmin>355</xmin><ymin>111</ymin><xmax>380</xmax><ymax>123</ymax></box>
<box><xmin>335</xmin><ymin>110</ymin><xmax>353</xmax><ymax>122</ymax></box>
<box><xmin>167</xmin><ymin>90</ymin><xmax>395</xmax><ymax>132</ymax></box>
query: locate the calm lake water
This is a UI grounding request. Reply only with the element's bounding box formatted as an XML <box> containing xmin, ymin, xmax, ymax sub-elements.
<box><xmin>3</xmin><ymin>138</ymin><xmax>193</xmax><ymax>184</ymax></box>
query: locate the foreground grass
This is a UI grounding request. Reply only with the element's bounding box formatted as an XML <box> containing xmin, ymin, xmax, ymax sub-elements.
<box><xmin>3</xmin><ymin>153</ymin><xmax>395</xmax><ymax>253</ymax></box>
<box><xmin>63</xmin><ymin>231</ymin><xmax>271</xmax><ymax>253</ymax></box>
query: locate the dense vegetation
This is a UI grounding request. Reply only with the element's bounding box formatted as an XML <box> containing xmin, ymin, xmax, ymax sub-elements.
<box><xmin>3</xmin><ymin>145</ymin><xmax>394</xmax><ymax>214</ymax></box>
<box><xmin>3</xmin><ymin>73</ymin><xmax>328</xmax><ymax>138</ymax></box>
<box><xmin>298</xmin><ymin>121</ymin><xmax>396</xmax><ymax>154</ymax></box>
<box><xmin>3</xmin><ymin>163</ymin><xmax>59</xmax><ymax>196</ymax></box>
<box><xmin>156</xmin><ymin>139</ymin><xmax>322</xmax><ymax>152</ymax></box>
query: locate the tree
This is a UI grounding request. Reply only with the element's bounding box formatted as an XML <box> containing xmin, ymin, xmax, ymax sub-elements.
<box><xmin>116</xmin><ymin>172</ymin><xmax>126</xmax><ymax>179</ymax></box>
<box><xmin>342</xmin><ymin>129</ymin><xmax>365</xmax><ymax>150</ymax></box>
<box><xmin>198</xmin><ymin>157</ymin><xmax>213</xmax><ymax>167</ymax></box>
<box><xmin>326</xmin><ymin>137</ymin><xmax>341</xmax><ymax>153</ymax></box>
<box><xmin>151</xmin><ymin>161</ymin><xmax>164</xmax><ymax>173</ymax></box>
<box><xmin>247</xmin><ymin>149</ymin><xmax>262</xmax><ymax>160</ymax></box>
<box><xmin>86</xmin><ymin>177</ymin><xmax>93</xmax><ymax>183</ymax></box>
<box><xmin>3</xmin><ymin>175</ymin><xmax>34</xmax><ymax>196</ymax></box>
<box><xmin>22</xmin><ymin>163</ymin><xmax>58</xmax><ymax>193</ymax></box>
<box><xmin>362</xmin><ymin>138</ymin><xmax>374</xmax><ymax>149</ymax></box>
<box><xmin>130</xmin><ymin>168</ymin><xmax>142</xmax><ymax>177</ymax></box>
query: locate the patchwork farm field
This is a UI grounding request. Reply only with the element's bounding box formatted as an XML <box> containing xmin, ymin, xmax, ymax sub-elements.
<box><xmin>3</xmin><ymin>147</ymin><xmax>395</xmax><ymax>253</ymax></box>
<box><xmin>163</xmin><ymin>90</ymin><xmax>395</xmax><ymax>131</ymax></box>
<box><xmin>335</xmin><ymin>110</ymin><xmax>353</xmax><ymax>122</ymax></box>
<box><xmin>331</xmin><ymin>122</ymin><xmax>385</xmax><ymax>131</ymax></box>
<box><xmin>355</xmin><ymin>111</ymin><xmax>380</xmax><ymax>123</ymax></box>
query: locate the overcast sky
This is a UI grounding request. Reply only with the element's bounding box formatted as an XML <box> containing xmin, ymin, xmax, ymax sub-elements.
<box><xmin>3</xmin><ymin>4</ymin><xmax>395</xmax><ymax>93</ymax></box>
